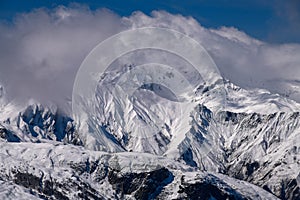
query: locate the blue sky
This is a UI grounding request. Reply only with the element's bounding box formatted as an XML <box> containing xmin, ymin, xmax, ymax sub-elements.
<box><xmin>0</xmin><ymin>0</ymin><xmax>299</xmax><ymax>43</ymax></box>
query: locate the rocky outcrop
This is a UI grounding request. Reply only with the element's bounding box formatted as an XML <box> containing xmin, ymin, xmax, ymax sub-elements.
<box><xmin>0</xmin><ymin>142</ymin><xmax>278</xmax><ymax>200</ymax></box>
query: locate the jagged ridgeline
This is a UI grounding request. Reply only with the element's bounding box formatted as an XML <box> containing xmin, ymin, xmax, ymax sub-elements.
<box><xmin>0</xmin><ymin>79</ymin><xmax>299</xmax><ymax>199</ymax></box>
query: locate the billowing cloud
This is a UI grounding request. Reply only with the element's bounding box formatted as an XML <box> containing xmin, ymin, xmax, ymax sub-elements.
<box><xmin>0</xmin><ymin>5</ymin><xmax>300</xmax><ymax>113</ymax></box>
<box><xmin>0</xmin><ymin>5</ymin><xmax>126</xmax><ymax>111</ymax></box>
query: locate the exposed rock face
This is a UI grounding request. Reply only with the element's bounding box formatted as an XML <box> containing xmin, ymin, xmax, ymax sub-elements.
<box><xmin>0</xmin><ymin>124</ymin><xmax>20</xmax><ymax>142</ymax></box>
<box><xmin>220</xmin><ymin>111</ymin><xmax>300</xmax><ymax>200</ymax></box>
<box><xmin>0</xmin><ymin>142</ymin><xmax>278</xmax><ymax>200</ymax></box>
<box><xmin>0</xmin><ymin>104</ymin><xmax>81</xmax><ymax>144</ymax></box>
<box><xmin>0</xmin><ymin>80</ymin><xmax>299</xmax><ymax>199</ymax></box>
<box><xmin>108</xmin><ymin>167</ymin><xmax>173</xmax><ymax>199</ymax></box>
<box><xmin>178</xmin><ymin>176</ymin><xmax>246</xmax><ymax>200</ymax></box>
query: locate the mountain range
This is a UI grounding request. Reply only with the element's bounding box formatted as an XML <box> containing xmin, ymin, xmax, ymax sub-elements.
<box><xmin>0</xmin><ymin>76</ymin><xmax>299</xmax><ymax>199</ymax></box>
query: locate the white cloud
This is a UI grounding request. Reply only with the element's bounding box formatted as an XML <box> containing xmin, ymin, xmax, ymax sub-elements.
<box><xmin>0</xmin><ymin>5</ymin><xmax>125</xmax><ymax>111</ymax></box>
<box><xmin>125</xmin><ymin>11</ymin><xmax>300</xmax><ymax>101</ymax></box>
<box><xmin>0</xmin><ymin>5</ymin><xmax>300</xmax><ymax>112</ymax></box>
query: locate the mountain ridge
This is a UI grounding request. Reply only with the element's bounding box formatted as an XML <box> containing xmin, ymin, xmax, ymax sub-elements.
<box><xmin>0</xmin><ymin>80</ymin><xmax>299</xmax><ymax>199</ymax></box>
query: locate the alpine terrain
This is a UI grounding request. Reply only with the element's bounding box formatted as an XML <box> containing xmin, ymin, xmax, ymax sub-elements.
<box><xmin>0</xmin><ymin>69</ymin><xmax>299</xmax><ymax>200</ymax></box>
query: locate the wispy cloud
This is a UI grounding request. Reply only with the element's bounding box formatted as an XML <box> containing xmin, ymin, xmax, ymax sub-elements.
<box><xmin>0</xmin><ymin>5</ymin><xmax>300</xmax><ymax>112</ymax></box>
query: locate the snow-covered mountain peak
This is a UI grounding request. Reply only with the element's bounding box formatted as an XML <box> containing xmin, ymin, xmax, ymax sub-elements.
<box><xmin>0</xmin><ymin>100</ymin><xmax>79</xmax><ymax>145</ymax></box>
<box><xmin>1</xmin><ymin>61</ymin><xmax>300</xmax><ymax>199</ymax></box>
<box><xmin>74</xmin><ymin>58</ymin><xmax>300</xmax><ymax>158</ymax></box>
<box><xmin>0</xmin><ymin>75</ymin><xmax>299</xmax><ymax>199</ymax></box>
<box><xmin>197</xmin><ymin>79</ymin><xmax>300</xmax><ymax>114</ymax></box>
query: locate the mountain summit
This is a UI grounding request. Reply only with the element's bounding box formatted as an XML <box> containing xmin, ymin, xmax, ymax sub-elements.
<box><xmin>0</xmin><ymin>78</ymin><xmax>299</xmax><ymax>199</ymax></box>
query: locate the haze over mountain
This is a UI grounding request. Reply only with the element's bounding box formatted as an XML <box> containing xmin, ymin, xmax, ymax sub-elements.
<box><xmin>0</xmin><ymin>6</ymin><xmax>300</xmax><ymax>111</ymax></box>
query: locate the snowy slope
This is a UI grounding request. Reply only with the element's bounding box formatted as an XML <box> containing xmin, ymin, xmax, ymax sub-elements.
<box><xmin>0</xmin><ymin>76</ymin><xmax>300</xmax><ymax>199</ymax></box>
<box><xmin>0</xmin><ymin>100</ymin><xmax>80</xmax><ymax>145</ymax></box>
<box><xmin>77</xmin><ymin>64</ymin><xmax>300</xmax><ymax>155</ymax></box>
<box><xmin>0</xmin><ymin>180</ymin><xmax>41</xmax><ymax>200</ymax></box>
<box><xmin>74</xmin><ymin>72</ymin><xmax>300</xmax><ymax>199</ymax></box>
<box><xmin>0</xmin><ymin>142</ymin><xmax>279</xmax><ymax>199</ymax></box>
